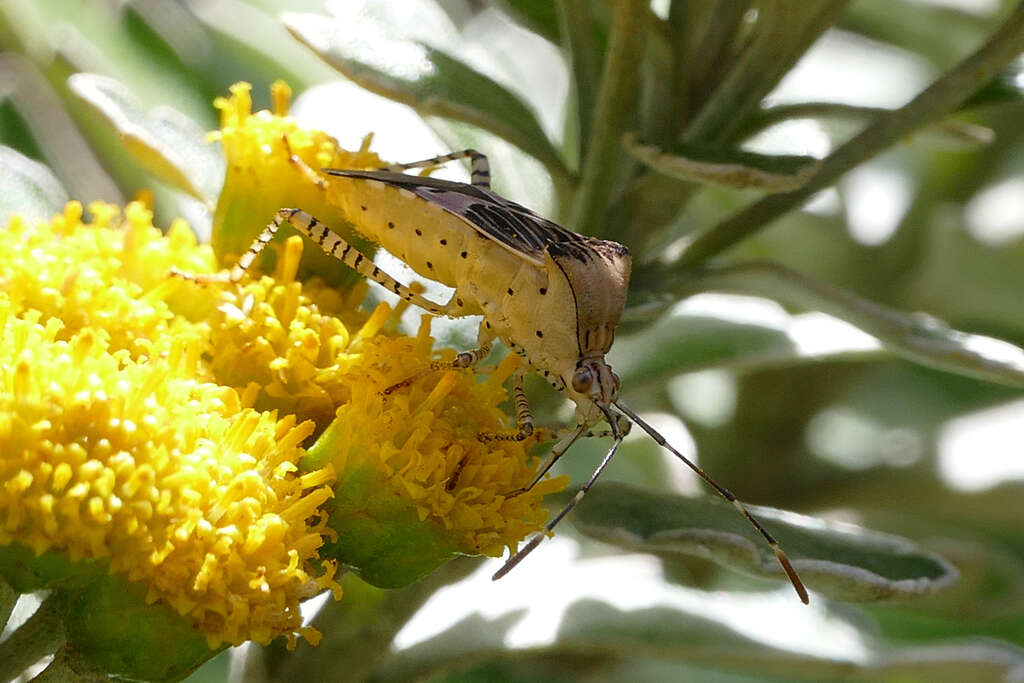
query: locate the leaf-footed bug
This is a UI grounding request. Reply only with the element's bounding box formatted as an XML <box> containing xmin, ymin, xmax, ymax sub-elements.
<box><xmin>173</xmin><ymin>147</ymin><xmax>809</xmax><ymax>604</ymax></box>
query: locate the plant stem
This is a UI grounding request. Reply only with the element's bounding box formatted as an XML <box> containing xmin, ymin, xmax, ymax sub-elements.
<box><xmin>683</xmin><ymin>0</ymin><xmax>849</xmax><ymax>146</ymax></box>
<box><xmin>567</xmin><ymin>0</ymin><xmax>646</xmax><ymax>236</ymax></box>
<box><xmin>678</xmin><ymin>1</ymin><xmax>1024</xmax><ymax>265</ymax></box>
<box><xmin>557</xmin><ymin>0</ymin><xmax>600</xmax><ymax>158</ymax></box>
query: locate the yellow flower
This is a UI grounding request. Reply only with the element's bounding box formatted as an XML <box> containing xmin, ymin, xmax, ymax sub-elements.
<box><xmin>0</xmin><ymin>82</ymin><xmax>567</xmax><ymax>677</ymax></box>
<box><xmin>211</xmin><ymin>81</ymin><xmax>381</xmax><ymax>287</ymax></box>
<box><xmin>0</xmin><ymin>199</ymin><xmax>566</xmax><ymax>655</ymax></box>
<box><xmin>0</xmin><ymin>202</ymin><xmax>338</xmax><ymax>652</ymax></box>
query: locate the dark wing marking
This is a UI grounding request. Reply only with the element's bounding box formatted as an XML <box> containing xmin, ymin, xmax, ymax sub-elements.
<box><xmin>323</xmin><ymin>169</ymin><xmax>588</xmax><ymax>265</ymax></box>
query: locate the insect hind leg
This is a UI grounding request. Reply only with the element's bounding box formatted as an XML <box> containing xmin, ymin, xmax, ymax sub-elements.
<box><xmin>383</xmin><ymin>149</ymin><xmax>491</xmax><ymax>188</ymax></box>
<box><xmin>170</xmin><ymin>207</ymin><xmax>298</xmax><ymax>284</ymax></box>
<box><xmin>172</xmin><ymin>209</ymin><xmax>460</xmax><ymax>321</ymax></box>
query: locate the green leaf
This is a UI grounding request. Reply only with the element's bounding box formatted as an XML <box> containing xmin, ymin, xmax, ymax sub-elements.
<box><xmin>611</xmin><ymin>305</ymin><xmax>881</xmax><ymax>392</ymax></box>
<box><xmin>282</xmin><ymin>11</ymin><xmax>570</xmax><ymax>185</ymax></box>
<box><xmin>67</xmin><ymin>73</ymin><xmax>224</xmax><ymax>204</ymax></box>
<box><xmin>571</xmin><ymin>482</ymin><xmax>958</xmax><ymax>602</ymax></box>
<box><xmin>378</xmin><ymin>597</ymin><xmax>1024</xmax><ymax>682</ymax></box>
<box><xmin>745</xmin><ymin>103</ymin><xmax>996</xmax><ymax>151</ymax></box>
<box><xmin>625</xmin><ymin>134</ymin><xmax>821</xmax><ymax>192</ymax></box>
<box><xmin>377</xmin><ymin>610</ymin><xmax>529</xmax><ymax>682</ymax></box>
<box><xmin>962</xmin><ymin>59</ymin><xmax>1024</xmax><ymax>109</ymax></box>
<box><xmin>0</xmin><ymin>146</ymin><xmax>69</xmax><ymax>225</ymax></box>
<box><xmin>497</xmin><ymin>0</ymin><xmax>562</xmax><ymax>44</ymax></box>
<box><xmin>692</xmin><ymin>262</ymin><xmax>1024</xmax><ymax>390</ymax></box>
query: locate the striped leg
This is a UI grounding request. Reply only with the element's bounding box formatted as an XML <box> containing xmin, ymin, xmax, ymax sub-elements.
<box><xmin>383</xmin><ymin>149</ymin><xmax>491</xmax><ymax>188</ymax></box>
<box><xmin>381</xmin><ymin>339</ymin><xmax>493</xmax><ymax>396</ymax></box>
<box><xmin>479</xmin><ymin>367</ymin><xmax>542</xmax><ymax>443</ymax></box>
<box><xmin>445</xmin><ymin>455</ymin><xmax>470</xmax><ymax>492</ymax></box>
<box><xmin>172</xmin><ymin>209</ymin><xmax>462</xmax><ymax>318</ymax></box>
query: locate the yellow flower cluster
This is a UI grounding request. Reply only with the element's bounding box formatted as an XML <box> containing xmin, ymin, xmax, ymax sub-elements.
<box><xmin>0</xmin><ymin>197</ymin><xmax>565</xmax><ymax>648</ymax></box>
<box><xmin>0</xmin><ymin>202</ymin><xmax>338</xmax><ymax>647</ymax></box>
<box><xmin>311</xmin><ymin>325</ymin><xmax>567</xmax><ymax>568</ymax></box>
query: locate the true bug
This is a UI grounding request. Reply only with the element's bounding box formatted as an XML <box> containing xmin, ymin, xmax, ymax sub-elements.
<box><xmin>177</xmin><ymin>148</ymin><xmax>808</xmax><ymax>604</ymax></box>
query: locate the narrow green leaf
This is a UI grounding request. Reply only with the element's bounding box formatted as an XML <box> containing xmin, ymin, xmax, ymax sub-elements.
<box><xmin>0</xmin><ymin>146</ymin><xmax>69</xmax><ymax>225</ymax></box>
<box><xmin>692</xmin><ymin>261</ymin><xmax>1024</xmax><ymax>390</ymax></box>
<box><xmin>611</xmin><ymin>304</ymin><xmax>881</xmax><ymax>391</ymax></box>
<box><xmin>283</xmin><ymin>12</ymin><xmax>569</xmax><ymax>185</ymax></box>
<box><xmin>379</xmin><ymin>597</ymin><xmax>1024</xmax><ymax>681</ymax></box>
<box><xmin>868</xmin><ymin>641</ymin><xmax>1024</xmax><ymax>683</ymax></box>
<box><xmin>374</xmin><ymin>610</ymin><xmax>529</xmax><ymax>682</ymax></box>
<box><xmin>625</xmin><ymin>134</ymin><xmax>820</xmax><ymax>192</ymax></box>
<box><xmin>744</xmin><ymin>103</ymin><xmax>996</xmax><ymax>151</ymax></box>
<box><xmin>499</xmin><ymin>0</ymin><xmax>562</xmax><ymax>44</ymax></box>
<box><xmin>678</xmin><ymin>5</ymin><xmax>1024</xmax><ymax>265</ymax></box>
<box><xmin>67</xmin><ymin>73</ymin><xmax>224</xmax><ymax>204</ymax></box>
<box><xmin>572</xmin><ymin>482</ymin><xmax>958</xmax><ymax>602</ymax></box>
<box><xmin>838</xmin><ymin>0</ymin><xmax>990</xmax><ymax>69</ymax></box>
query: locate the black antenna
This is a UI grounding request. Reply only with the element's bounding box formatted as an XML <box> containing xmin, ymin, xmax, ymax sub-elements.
<box><xmin>493</xmin><ymin>406</ymin><xmax>624</xmax><ymax>580</ymax></box>
<box><xmin>613</xmin><ymin>401</ymin><xmax>808</xmax><ymax>604</ymax></box>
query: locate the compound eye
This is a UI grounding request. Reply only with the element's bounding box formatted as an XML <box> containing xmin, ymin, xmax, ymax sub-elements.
<box><xmin>571</xmin><ymin>366</ymin><xmax>594</xmax><ymax>394</ymax></box>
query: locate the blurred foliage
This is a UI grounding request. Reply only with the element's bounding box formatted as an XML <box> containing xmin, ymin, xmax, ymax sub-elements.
<box><xmin>4</xmin><ymin>0</ymin><xmax>1024</xmax><ymax>681</ymax></box>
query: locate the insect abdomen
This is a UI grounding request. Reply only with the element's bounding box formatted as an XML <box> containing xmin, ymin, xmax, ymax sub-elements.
<box><xmin>329</xmin><ymin>177</ymin><xmax>468</xmax><ymax>287</ymax></box>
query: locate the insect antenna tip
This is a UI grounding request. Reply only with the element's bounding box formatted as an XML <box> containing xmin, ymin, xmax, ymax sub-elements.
<box><xmin>492</xmin><ymin>534</ymin><xmax>544</xmax><ymax>581</ymax></box>
<box><xmin>774</xmin><ymin>546</ymin><xmax>809</xmax><ymax>604</ymax></box>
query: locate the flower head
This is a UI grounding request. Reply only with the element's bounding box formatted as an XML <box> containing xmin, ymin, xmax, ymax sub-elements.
<box><xmin>211</xmin><ymin>81</ymin><xmax>381</xmax><ymax>286</ymax></box>
<box><xmin>0</xmin><ymin>197</ymin><xmax>566</xmax><ymax>659</ymax></box>
<box><xmin>0</xmin><ymin>202</ymin><xmax>338</xmax><ymax>652</ymax></box>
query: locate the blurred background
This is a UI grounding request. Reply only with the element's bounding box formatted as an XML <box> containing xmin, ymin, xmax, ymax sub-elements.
<box><xmin>3</xmin><ymin>0</ymin><xmax>1024</xmax><ymax>681</ymax></box>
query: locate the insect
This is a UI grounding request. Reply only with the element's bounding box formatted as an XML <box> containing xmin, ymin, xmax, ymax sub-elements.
<box><xmin>177</xmin><ymin>148</ymin><xmax>808</xmax><ymax>604</ymax></box>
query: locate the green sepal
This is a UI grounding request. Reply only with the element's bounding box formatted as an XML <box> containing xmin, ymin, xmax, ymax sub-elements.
<box><xmin>0</xmin><ymin>543</ymin><xmax>103</xmax><ymax>593</ymax></box>
<box><xmin>60</xmin><ymin>576</ymin><xmax>218</xmax><ymax>682</ymax></box>
<box><xmin>0</xmin><ymin>543</ymin><xmax>217</xmax><ymax>681</ymax></box>
<box><xmin>317</xmin><ymin>462</ymin><xmax>465</xmax><ymax>589</ymax></box>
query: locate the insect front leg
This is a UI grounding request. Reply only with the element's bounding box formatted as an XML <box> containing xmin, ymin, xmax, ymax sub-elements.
<box><xmin>478</xmin><ymin>366</ymin><xmax>546</xmax><ymax>443</ymax></box>
<box><xmin>503</xmin><ymin>422</ymin><xmax>587</xmax><ymax>498</ymax></box>
<box><xmin>382</xmin><ymin>149</ymin><xmax>491</xmax><ymax>188</ymax></box>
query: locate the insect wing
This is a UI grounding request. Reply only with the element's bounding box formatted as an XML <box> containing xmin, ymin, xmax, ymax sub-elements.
<box><xmin>324</xmin><ymin>169</ymin><xmax>585</xmax><ymax>266</ymax></box>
